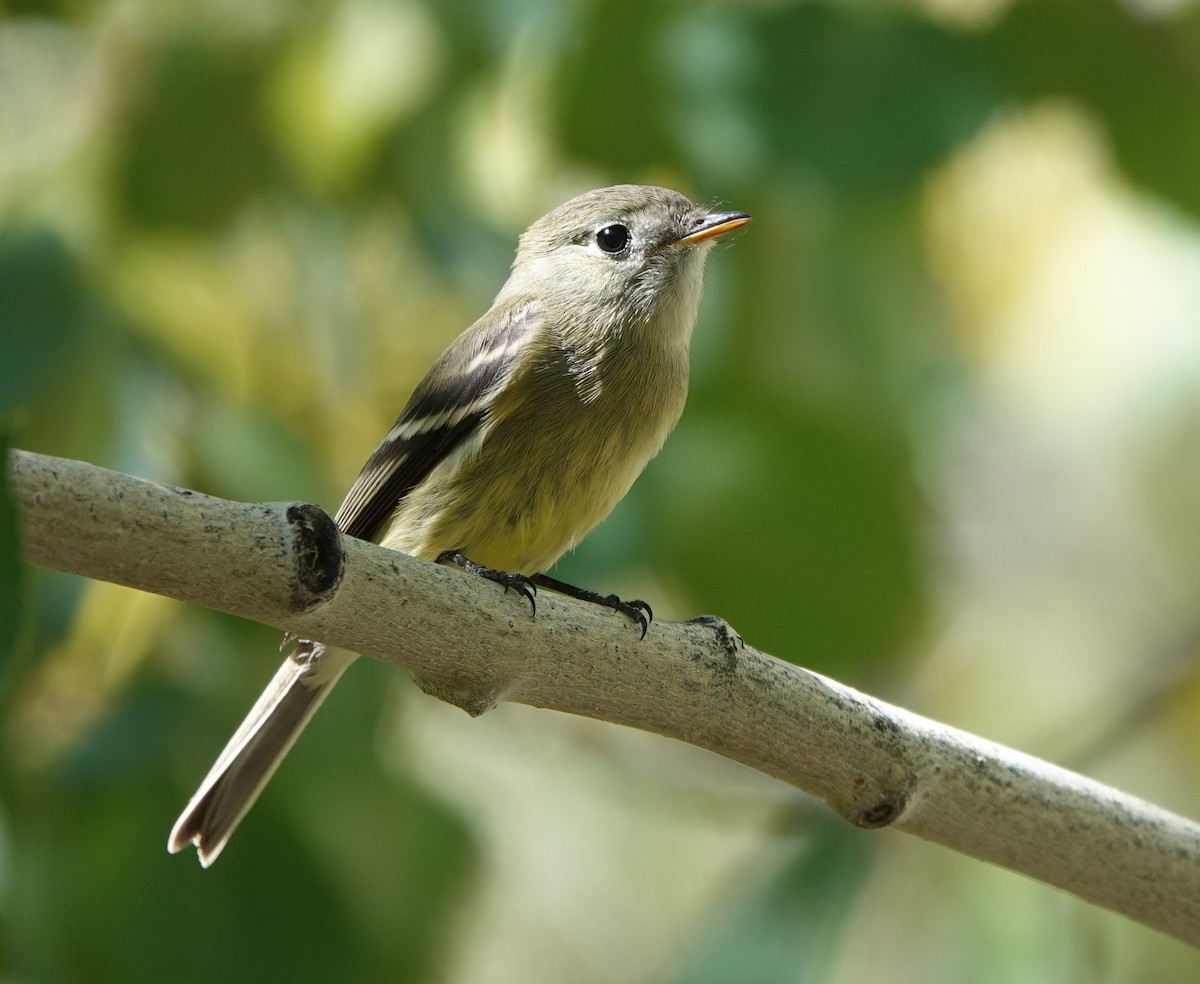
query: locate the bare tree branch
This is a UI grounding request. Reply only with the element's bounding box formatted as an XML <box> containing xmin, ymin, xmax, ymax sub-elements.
<box><xmin>9</xmin><ymin>447</ymin><xmax>1200</xmax><ymax>946</ymax></box>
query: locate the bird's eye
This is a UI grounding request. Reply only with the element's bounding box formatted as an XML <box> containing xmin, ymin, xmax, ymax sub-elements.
<box><xmin>595</xmin><ymin>224</ymin><xmax>631</xmax><ymax>254</ymax></box>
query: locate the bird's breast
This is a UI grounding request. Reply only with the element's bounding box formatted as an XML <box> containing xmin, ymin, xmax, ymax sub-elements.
<box><xmin>381</xmin><ymin>336</ymin><xmax>689</xmax><ymax>574</ymax></box>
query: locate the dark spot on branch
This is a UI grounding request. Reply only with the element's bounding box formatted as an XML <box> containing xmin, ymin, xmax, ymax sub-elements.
<box><xmin>286</xmin><ymin>503</ymin><xmax>343</xmax><ymax>610</ymax></box>
<box><xmin>854</xmin><ymin>795</ymin><xmax>907</xmax><ymax>829</ymax></box>
<box><xmin>687</xmin><ymin>615</ymin><xmax>744</xmax><ymax>669</ymax></box>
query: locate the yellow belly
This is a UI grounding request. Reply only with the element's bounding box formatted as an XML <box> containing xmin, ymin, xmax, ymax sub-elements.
<box><xmin>377</xmin><ymin>343</ymin><xmax>688</xmax><ymax>573</ymax></box>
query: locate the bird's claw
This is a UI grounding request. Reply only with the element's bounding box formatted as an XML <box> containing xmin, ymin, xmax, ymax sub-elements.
<box><xmin>530</xmin><ymin>574</ymin><xmax>654</xmax><ymax>638</ymax></box>
<box><xmin>437</xmin><ymin>550</ymin><xmax>538</xmax><ymax>614</ymax></box>
<box><xmin>606</xmin><ymin>595</ymin><xmax>652</xmax><ymax>639</ymax></box>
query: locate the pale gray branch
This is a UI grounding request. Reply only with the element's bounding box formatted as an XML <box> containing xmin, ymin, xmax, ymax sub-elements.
<box><xmin>10</xmin><ymin>448</ymin><xmax>1200</xmax><ymax>945</ymax></box>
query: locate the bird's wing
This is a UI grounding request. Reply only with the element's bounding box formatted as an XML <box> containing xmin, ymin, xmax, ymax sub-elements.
<box><xmin>334</xmin><ymin>297</ymin><xmax>544</xmax><ymax>542</ymax></box>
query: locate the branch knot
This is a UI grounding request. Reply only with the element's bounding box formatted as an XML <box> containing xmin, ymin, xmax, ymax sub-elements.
<box><xmin>285</xmin><ymin>503</ymin><xmax>343</xmax><ymax>610</ymax></box>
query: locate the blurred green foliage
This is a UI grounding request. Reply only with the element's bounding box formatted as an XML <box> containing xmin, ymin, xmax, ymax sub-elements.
<box><xmin>0</xmin><ymin>229</ymin><xmax>87</xmax><ymax>416</ymax></box>
<box><xmin>3</xmin><ymin>0</ymin><xmax>1200</xmax><ymax>981</ymax></box>
<box><xmin>674</xmin><ymin>818</ymin><xmax>876</xmax><ymax>984</ymax></box>
<box><xmin>118</xmin><ymin>41</ymin><xmax>276</xmax><ymax>232</ymax></box>
<box><xmin>0</xmin><ymin>428</ymin><xmax>18</xmax><ymax>682</ymax></box>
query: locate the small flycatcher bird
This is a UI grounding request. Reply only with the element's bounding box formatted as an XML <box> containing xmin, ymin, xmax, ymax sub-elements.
<box><xmin>169</xmin><ymin>184</ymin><xmax>750</xmax><ymax>865</ymax></box>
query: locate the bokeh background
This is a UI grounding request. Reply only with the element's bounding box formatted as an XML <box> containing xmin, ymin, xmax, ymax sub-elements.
<box><xmin>3</xmin><ymin>0</ymin><xmax>1200</xmax><ymax>980</ymax></box>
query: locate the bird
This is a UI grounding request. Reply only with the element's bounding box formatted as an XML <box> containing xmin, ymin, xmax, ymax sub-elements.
<box><xmin>168</xmin><ymin>184</ymin><xmax>750</xmax><ymax>866</ymax></box>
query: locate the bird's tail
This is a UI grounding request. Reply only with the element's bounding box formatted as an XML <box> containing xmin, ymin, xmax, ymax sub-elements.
<box><xmin>168</xmin><ymin>642</ymin><xmax>356</xmax><ymax>867</ymax></box>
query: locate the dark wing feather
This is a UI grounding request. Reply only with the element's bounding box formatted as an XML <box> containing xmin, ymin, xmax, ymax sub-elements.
<box><xmin>334</xmin><ymin>298</ymin><xmax>543</xmax><ymax>543</ymax></box>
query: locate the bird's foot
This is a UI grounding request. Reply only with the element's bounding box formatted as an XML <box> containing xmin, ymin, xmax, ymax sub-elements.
<box><xmin>532</xmin><ymin>573</ymin><xmax>653</xmax><ymax>639</ymax></box>
<box><xmin>437</xmin><ymin>550</ymin><xmax>538</xmax><ymax>614</ymax></box>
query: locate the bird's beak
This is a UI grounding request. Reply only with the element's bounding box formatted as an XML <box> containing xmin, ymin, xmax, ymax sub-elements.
<box><xmin>676</xmin><ymin>209</ymin><xmax>752</xmax><ymax>247</ymax></box>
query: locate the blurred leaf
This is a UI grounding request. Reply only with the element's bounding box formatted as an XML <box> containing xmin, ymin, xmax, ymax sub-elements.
<box><xmin>117</xmin><ymin>41</ymin><xmax>274</xmax><ymax>232</ymax></box>
<box><xmin>656</xmin><ymin>400</ymin><xmax>920</xmax><ymax>675</ymax></box>
<box><xmin>750</xmin><ymin>5</ymin><xmax>1004</xmax><ymax>193</ymax></box>
<box><xmin>184</xmin><ymin>394</ymin><xmax>332</xmax><ymax>508</ymax></box>
<box><xmin>3</xmin><ymin>0</ymin><xmax>72</xmax><ymax>15</ymax></box>
<box><xmin>673</xmin><ymin>817</ymin><xmax>875</xmax><ymax>984</ymax></box>
<box><xmin>0</xmin><ymin>228</ymin><xmax>87</xmax><ymax>416</ymax></box>
<box><xmin>2</xmin><ymin>670</ymin><xmax>476</xmax><ymax>984</ymax></box>
<box><xmin>272</xmin><ymin>659</ymin><xmax>479</xmax><ymax>981</ymax></box>
<box><xmin>556</xmin><ymin>0</ymin><xmax>678</xmax><ymax>170</ymax></box>
<box><xmin>266</xmin><ymin>0</ymin><xmax>446</xmax><ymax>198</ymax></box>
<box><xmin>657</xmin><ymin>11</ymin><xmax>761</xmax><ymax>185</ymax></box>
<box><xmin>0</xmin><ymin>427</ymin><xmax>19</xmax><ymax>686</ymax></box>
<box><xmin>988</xmin><ymin>0</ymin><xmax>1200</xmax><ymax>217</ymax></box>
